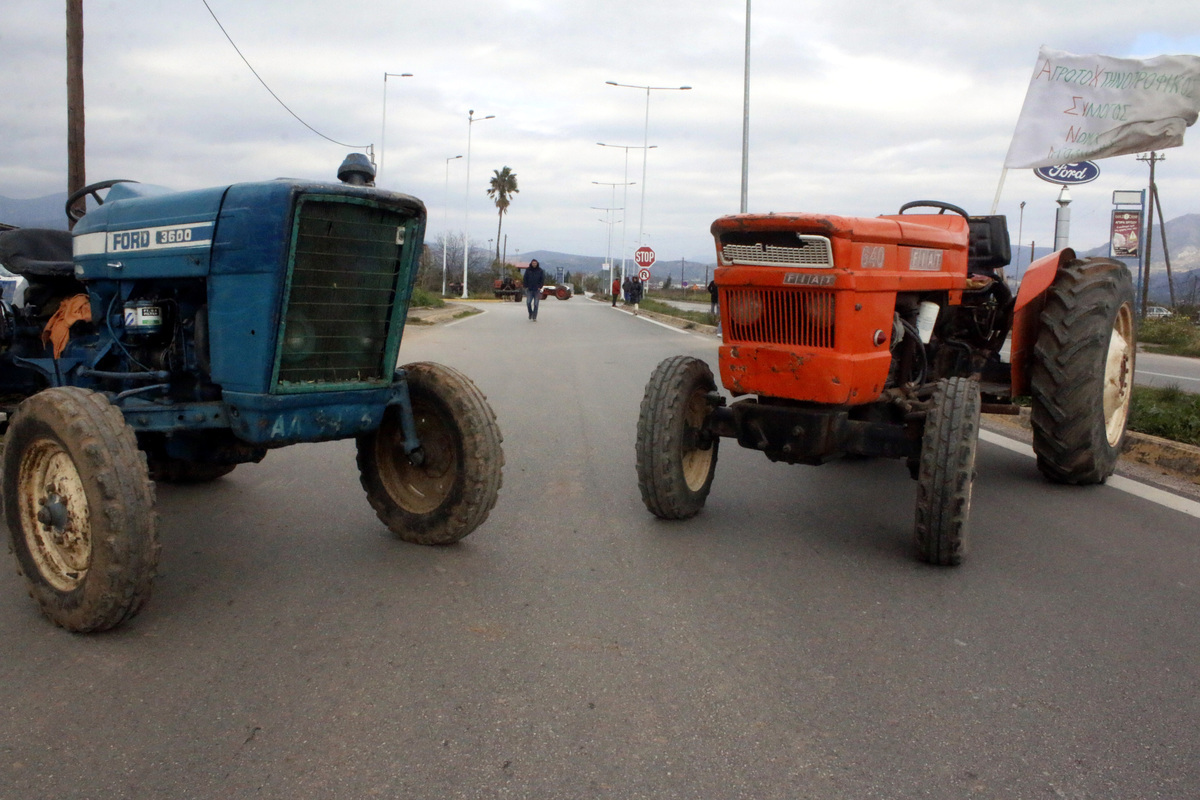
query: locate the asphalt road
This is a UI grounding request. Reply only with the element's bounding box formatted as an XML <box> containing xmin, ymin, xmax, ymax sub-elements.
<box><xmin>1137</xmin><ymin>349</ymin><xmax>1200</xmax><ymax>393</ymax></box>
<box><xmin>2</xmin><ymin>298</ymin><xmax>1199</xmax><ymax>800</ymax></box>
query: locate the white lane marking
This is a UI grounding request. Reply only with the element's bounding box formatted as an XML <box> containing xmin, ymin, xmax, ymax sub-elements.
<box><xmin>612</xmin><ymin>304</ymin><xmax>715</xmax><ymax>340</ymax></box>
<box><xmin>978</xmin><ymin>429</ymin><xmax>1200</xmax><ymax>519</ymax></box>
<box><xmin>1138</xmin><ymin>370</ymin><xmax>1200</xmax><ymax>384</ymax></box>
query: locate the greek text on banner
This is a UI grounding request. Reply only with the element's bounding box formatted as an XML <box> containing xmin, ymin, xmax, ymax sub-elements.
<box><xmin>1003</xmin><ymin>47</ymin><xmax>1200</xmax><ymax>170</ymax></box>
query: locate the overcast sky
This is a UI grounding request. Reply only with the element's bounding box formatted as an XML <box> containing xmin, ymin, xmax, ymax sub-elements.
<box><xmin>3</xmin><ymin>0</ymin><xmax>1200</xmax><ymax>266</ymax></box>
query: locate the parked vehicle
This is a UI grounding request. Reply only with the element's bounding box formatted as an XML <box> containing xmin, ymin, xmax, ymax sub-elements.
<box><xmin>0</xmin><ymin>157</ymin><xmax>504</xmax><ymax>632</ymax></box>
<box><xmin>636</xmin><ymin>200</ymin><xmax>1134</xmax><ymax>566</ymax></box>
<box><xmin>1145</xmin><ymin>306</ymin><xmax>1173</xmax><ymax>319</ymax></box>
<box><xmin>493</xmin><ymin>275</ymin><xmax>523</xmax><ymax>302</ymax></box>
<box><xmin>541</xmin><ymin>284</ymin><xmax>573</xmax><ymax>301</ymax></box>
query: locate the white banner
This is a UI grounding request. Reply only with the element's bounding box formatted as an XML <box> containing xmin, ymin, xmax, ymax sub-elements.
<box><xmin>1003</xmin><ymin>47</ymin><xmax>1200</xmax><ymax>169</ymax></box>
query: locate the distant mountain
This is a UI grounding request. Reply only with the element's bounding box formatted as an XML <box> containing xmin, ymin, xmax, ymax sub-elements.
<box><xmin>0</xmin><ymin>193</ymin><xmax>69</xmax><ymax>230</ymax></box>
<box><xmin>514</xmin><ymin>250</ymin><xmax>717</xmax><ymax>287</ymax></box>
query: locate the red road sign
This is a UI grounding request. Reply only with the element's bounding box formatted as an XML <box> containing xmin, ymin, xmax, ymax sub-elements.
<box><xmin>634</xmin><ymin>246</ymin><xmax>656</xmax><ymax>268</ymax></box>
<box><xmin>639</xmin><ymin>267</ymin><xmax>651</xmax><ymax>283</ymax></box>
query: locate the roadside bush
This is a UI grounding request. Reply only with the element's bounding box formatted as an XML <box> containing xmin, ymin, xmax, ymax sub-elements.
<box><xmin>410</xmin><ymin>287</ymin><xmax>444</xmax><ymax>308</ymax></box>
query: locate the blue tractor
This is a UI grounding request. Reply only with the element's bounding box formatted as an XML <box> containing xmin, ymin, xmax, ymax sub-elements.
<box><xmin>0</xmin><ymin>156</ymin><xmax>504</xmax><ymax>632</ymax></box>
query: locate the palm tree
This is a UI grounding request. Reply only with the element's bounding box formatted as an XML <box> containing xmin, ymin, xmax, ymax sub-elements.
<box><xmin>486</xmin><ymin>166</ymin><xmax>519</xmax><ymax>262</ymax></box>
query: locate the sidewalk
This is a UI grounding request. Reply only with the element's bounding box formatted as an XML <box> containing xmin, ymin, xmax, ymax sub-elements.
<box><xmin>406</xmin><ymin>299</ymin><xmax>481</xmax><ymax>326</ymax></box>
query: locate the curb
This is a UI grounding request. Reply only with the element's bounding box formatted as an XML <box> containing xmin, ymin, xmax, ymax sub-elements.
<box><xmin>988</xmin><ymin>407</ymin><xmax>1200</xmax><ymax>485</ymax></box>
<box><xmin>406</xmin><ymin>300</ymin><xmax>481</xmax><ymax>325</ymax></box>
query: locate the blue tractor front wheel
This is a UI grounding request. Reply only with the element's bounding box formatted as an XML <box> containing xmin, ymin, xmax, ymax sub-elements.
<box><xmin>356</xmin><ymin>362</ymin><xmax>504</xmax><ymax>545</ymax></box>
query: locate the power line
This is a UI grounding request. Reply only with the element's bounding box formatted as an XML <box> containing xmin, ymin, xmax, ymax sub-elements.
<box><xmin>201</xmin><ymin>0</ymin><xmax>368</xmax><ymax>150</ymax></box>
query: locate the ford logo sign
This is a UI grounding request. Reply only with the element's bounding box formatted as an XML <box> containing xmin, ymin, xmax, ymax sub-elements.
<box><xmin>1034</xmin><ymin>161</ymin><xmax>1101</xmax><ymax>185</ymax></box>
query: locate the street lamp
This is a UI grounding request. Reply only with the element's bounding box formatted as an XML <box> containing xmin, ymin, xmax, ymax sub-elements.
<box><xmin>605</xmin><ymin>81</ymin><xmax>691</xmax><ymax>252</ymax></box>
<box><xmin>442</xmin><ymin>155</ymin><xmax>463</xmax><ymax>295</ymax></box>
<box><xmin>590</xmin><ymin>179</ymin><xmax>628</xmax><ymax>296</ymax></box>
<box><xmin>379</xmin><ymin>71</ymin><xmax>413</xmax><ymax>184</ymax></box>
<box><xmin>740</xmin><ymin>0</ymin><xmax>751</xmax><ymax>212</ymax></box>
<box><xmin>462</xmin><ymin>109</ymin><xmax>495</xmax><ymax>299</ymax></box>
<box><xmin>597</xmin><ymin>142</ymin><xmax>653</xmax><ymax>288</ymax></box>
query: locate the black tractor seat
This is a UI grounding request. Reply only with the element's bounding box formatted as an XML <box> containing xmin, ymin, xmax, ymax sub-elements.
<box><xmin>0</xmin><ymin>228</ymin><xmax>75</xmax><ymax>278</ymax></box>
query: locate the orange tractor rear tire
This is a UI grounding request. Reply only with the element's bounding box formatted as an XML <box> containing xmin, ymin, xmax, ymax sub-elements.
<box><xmin>1030</xmin><ymin>258</ymin><xmax>1135</xmax><ymax>485</ymax></box>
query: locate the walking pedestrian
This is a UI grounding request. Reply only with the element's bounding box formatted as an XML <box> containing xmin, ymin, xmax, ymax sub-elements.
<box><xmin>524</xmin><ymin>259</ymin><xmax>546</xmax><ymax>321</ymax></box>
<box><xmin>629</xmin><ymin>275</ymin><xmax>643</xmax><ymax>316</ymax></box>
<box><xmin>622</xmin><ymin>276</ymin><xmax>632</xmax><ymax>305</ymax></box>
<box><xmin>707</xmin><ymin>279</ymin><xmax>718</xmax><ymax>315</ymax></box>
<box><xmin>611</xmin><ymin>276</ymin><xmax>620</xmax><ymax>307</ymax></box>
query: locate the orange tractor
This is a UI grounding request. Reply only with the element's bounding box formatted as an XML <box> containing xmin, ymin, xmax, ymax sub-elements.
<box><xmin>636</xmin><ymin>201</ymin><xmax>1135</xmax><ymax>565</ymax></box>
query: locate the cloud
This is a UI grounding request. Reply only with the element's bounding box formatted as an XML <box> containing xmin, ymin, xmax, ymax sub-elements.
<box><xmin>2</xmin><ymin>0</ymin><xmax>1199</xmax><ymax>261</ymax></box>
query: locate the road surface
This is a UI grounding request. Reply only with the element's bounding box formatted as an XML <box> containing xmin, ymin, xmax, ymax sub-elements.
<box><xmin>2</xmin><ymin>298</ymin><xmax>1198</xmax><ymax>800</ymax></box>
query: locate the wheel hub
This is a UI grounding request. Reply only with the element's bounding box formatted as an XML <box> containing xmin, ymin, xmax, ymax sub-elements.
<box><xmin>37</xmin><ymin>491</ymin><xmax>70</xmax><ymax>531</ymax></box>
<box><xmin>20</xmin><ymin>440</ymin><xmax>92</xmax><ymax>592</ymax></box>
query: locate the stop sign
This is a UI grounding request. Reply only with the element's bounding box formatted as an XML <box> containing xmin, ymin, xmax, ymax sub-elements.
<box><xmin>634</xmin><ymin>246</ymin><xmax>656</xmax><ymax>268</ymax></box>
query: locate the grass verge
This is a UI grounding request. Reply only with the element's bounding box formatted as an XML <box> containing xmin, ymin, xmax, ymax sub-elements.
<box><xmin>638</xmin><ymin>297</ymin><xmax>718</xmax><ymax>327</ymax></box>
<box><xmin>1129</xmin><ymin>385</ymin><xmax>1200</xmax><ymax>447</ymax></box>
<box><xmin>1138</xmin><ymin>317</ymin><xmax>1200</xmax><ymax>357</ymax></box>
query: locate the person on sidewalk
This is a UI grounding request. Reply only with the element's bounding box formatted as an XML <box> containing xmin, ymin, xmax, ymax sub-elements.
<box><xmin>611</xmin><ymin>276</ymin><xmax>620</xmax><ymax>307</ymax></box>
<box><xmin>629</xmin><ymin>275</ymin><xmax>643</xmax><ymax>316</ymax></box>
<box><xmin>524</xmin><ymin>259</ymin><xmax>546</xmax><ymax>321</ymax></box>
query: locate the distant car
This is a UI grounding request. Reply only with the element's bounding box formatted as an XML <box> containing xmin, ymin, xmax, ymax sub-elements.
<box><xmin>1145</xmin><ymin>306</ymin><xmax>1173</xmax><ymax>319</ymax></box>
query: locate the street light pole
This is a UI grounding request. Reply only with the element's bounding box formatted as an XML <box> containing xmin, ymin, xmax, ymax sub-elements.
<box><xmin>442</xmin><ymin>154</ymin><xmax>462</xmax><ymax>296</ymax></box>
<box><xmin>593</xmin><ymin>180</ymin><xmax>632</xmax><ymax>296</ymax></box>
<box><xmin>606</xmin><ymin>81</ymin><xmax>691</xmax><ymax>253</ymax></box>
<box><xmin>597</xmin><ymin>142</ymin><xmax>653</xmax><ymax>289</ymax></box>
<box><xmin>462</xmin><ymin>109</ymin><xmax>495</xmax><ymax>299</ymax></box>
<box><xmin>740</xmin><ymin>0</ymin><xmax>751</xmax><ymax>213</ymax></box>
<box><xmin>379</xmin><ymin>72</ymin><xmax>412</xmax><ymax>183</ymax></box>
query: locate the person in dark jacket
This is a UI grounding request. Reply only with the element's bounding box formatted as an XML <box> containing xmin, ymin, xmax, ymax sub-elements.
<box><xmin>622</xmin><ymin>276</ymin><xmax>632</xmax><ymax>304</ymax></box>
<box><xmin>707</xmin><ymin>279</ymin><xmax>718</xmax><ymax>315</ymax></box>
<box><xmin>629</xmin><ymin>276</ymin><xmax>643</xmax><ymax>315</ymax></box>
<box><xmin>524</xmin><ymin>259</ymin><xmax>546</xmax><ymax>320</ymax></box>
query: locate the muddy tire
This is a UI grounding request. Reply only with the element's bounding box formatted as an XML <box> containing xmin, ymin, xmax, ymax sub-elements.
<box><xmin>3</xmin><ymin>387</ymin><xmax>159</xmax><ymax>632</ymax></box>
<box><xmin>357</xmin><ymin>362</ymin><xmax>503</xmax><ymax>544</ymax></box>
<box><xmin>1030</xmin><ymin>257</ymin><xmax>1135</xmax><ymax>485</ymax></box>
<box><xmin>914</xmin><ymin>377</ymin><xmax>980</xmax><ymax>566</ymax></box>
<box><xmin>636</xmin><ymin>355</ymin><xmax>719</xmax><ymax>519</ymax></box>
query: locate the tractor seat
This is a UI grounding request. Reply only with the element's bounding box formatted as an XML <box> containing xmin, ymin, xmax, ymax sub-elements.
<box><xmin>966</xmin><ymin>215</ymin><xmax>1011</xmax><ymax>277</ymax></box>
<box><xmin>0</xmin><ymin>228</ymin><xmax>76</xmax><ymax>278</ymax></box>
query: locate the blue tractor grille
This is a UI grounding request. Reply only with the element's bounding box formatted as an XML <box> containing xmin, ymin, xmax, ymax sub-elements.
<box><xmin>276</xmin><ymin>199</ymin><xmax>407</xmax><ymax>388</ymax></box>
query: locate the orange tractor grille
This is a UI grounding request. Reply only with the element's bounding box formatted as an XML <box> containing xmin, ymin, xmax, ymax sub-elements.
<box><xmin>722</xmin><ymin>287</ymin><xmax>836</xmax><ymax>349</ymax></box>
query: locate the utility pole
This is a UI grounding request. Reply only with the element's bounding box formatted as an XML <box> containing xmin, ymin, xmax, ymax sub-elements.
<box><xmin>66</xmin><ymin>0</ymin><xmax>85</xmax><ymax>225</ymax></box>
<box><xmin>1137</xmin><ymin>151</ymin><xmax>1167</xmax><ymax>317</ymax></box>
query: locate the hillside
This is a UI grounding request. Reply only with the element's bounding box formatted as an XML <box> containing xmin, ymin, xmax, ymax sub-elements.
<box><xmin>514</xmin><ymin>250</ymin><xmax>717</xmax><ymax>287</ymax></box>
<box><xmin>0</xmin><ymin>193</ymin><xmax>69</xmax><ymax>230</ymax></box>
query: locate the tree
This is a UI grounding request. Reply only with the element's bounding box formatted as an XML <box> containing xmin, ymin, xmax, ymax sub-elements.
<box><xmin>486</xmin><ymin>167</ymin><xmax>518</xmax><ymax>262</ymax></box>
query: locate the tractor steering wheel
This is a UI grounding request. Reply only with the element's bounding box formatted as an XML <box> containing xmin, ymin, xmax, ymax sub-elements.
<box><xmin>897</xmin><ymin>200</ymin><xmax>970</xmax><ymax>219</ymax></box>
<box><xmin>65</xmin><ymin>179</ymin><xmax>138</xmax><ymax>223</ymax></box>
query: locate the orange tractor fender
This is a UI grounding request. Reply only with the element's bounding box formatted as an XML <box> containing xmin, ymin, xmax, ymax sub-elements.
<box><xmin>1008</xmin><ymin>247</ymin><xmax>1075</xmax><ymax>397</ymax></box>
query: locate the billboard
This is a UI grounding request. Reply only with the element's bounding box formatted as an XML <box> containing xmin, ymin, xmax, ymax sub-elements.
<box><xmin>1111</xmin><ymin>210</ymin><xmax>1142</xmax><ymax>258</ymax></box>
